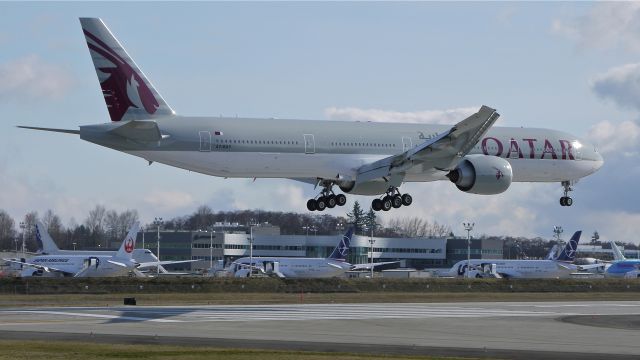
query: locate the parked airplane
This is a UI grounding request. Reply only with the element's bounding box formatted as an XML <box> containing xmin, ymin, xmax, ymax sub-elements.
<box><xmin>228</xmin><ymin>227</ymin><xmax>395</xmax><ymax>278</ymax></box>
<box><xmin>19</xmin><ymin>18</ymin><xmax>603</xmax><ymax>212</ymax></box>
<box><xmin>4</xmin><ymin>223</ymin><xmax>193</xmax><ymax>277</ymax></box>
<box><xmin>35</xmin><ymin>221</ymin><xmax>159</xmax><ymax>264</ymax></box>
<box><xmin>585</xmin><ymin>241</ymin><xmax>640</xmax><ymax>278</ymax></box>
<box><xmin>450</xmin><ymin>231</ymin><xmax>583</xmax><ymax>278</ymax></box>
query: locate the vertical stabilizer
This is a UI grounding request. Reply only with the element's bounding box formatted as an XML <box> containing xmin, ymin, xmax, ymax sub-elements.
<box><xmin>545</xmin><ymin>244</ymin><xmax>559</xmax><ymax>260</ymax></box>
<box><xmin>115</xmin><ymin>222</ymin><xmax>140</xmax><ymax>260</ymax></box>
<box><xmin>79</xmin><ymin>18</ymin><xmax>174</xmax><ymax>122</ymax></box>
<box><xmin>556</xmin><ymin>231</ymin><xmax>581</xmax><ymax>262</ymax></box>
<box><xmin>610</xmin><ymin>240</ymin><xmax>627</xmax><ymax>261</ymax></box>
<box><xmin>328</xmin><ymin>227</ymin><xmax>354</xmax><ymax>261</ymax></box>
<box><xmin>35</xmin><ymin>221</ymin><xmax>59</xmax><ymax>254</ymax></box>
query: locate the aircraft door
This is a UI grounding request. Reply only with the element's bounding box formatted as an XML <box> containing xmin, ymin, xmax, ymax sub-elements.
<box><xmin>303</xmin><ymin>134</ymin><xmax>315</xmax><ymax>154</ymax></box>
<box><xmin>402</xmin><ymin>137</ymin><xmax>412</xmax><ymax>152</ymax></box>
<box><xmin>199</xmin><ymin>131</ymin><xmax>211</xmax><ymax>152</ymax></box>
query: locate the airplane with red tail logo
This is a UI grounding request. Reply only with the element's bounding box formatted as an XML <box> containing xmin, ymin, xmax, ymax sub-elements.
<box><xmin>3</xmin><ymin>222</ymin><xmax>194</xmax><ymax>277</ymax></box>
<box><xmin>19</xmin><ymin>18</ymin><xmax>604</xmax><ymax>211</ymax></box>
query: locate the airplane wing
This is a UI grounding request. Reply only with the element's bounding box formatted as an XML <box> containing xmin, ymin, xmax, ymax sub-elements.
<box><xmin>577</xmin><ymin>263</ymin><xmax>607</xmax><ymax>271</ymax></box>
<box><xmin>351</xmin><ymin>261</ymin><xmax>400</xmax><ymax>271</ymax></box>
<box><xmin>2</xmin><ymin>258</ymin><xmax>70</xmax><ymax>275</ymax></box>
<box><xmin>136</xmin><ymin>260</ymin><xmax>197</xmax><ymax>269</ymax></box>
<box><xmin>355</xmin><ymin>106</ymin><xmax>499</xmax><ymax>183</ymax></box>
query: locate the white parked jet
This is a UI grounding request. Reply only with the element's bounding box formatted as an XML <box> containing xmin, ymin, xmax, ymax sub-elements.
<box><xmin>4</xmin><ymin>222</ymin><xmax>193</xmax><ymax>277</ymax></box>
<box><xmin>19</xmin><ymin>18</ymin><xmax>603</xmax><ymax>211</ymax></box>
<box><xmin>228</xmin><ymin>227</ymin><xmax>393</xmax><ymax>278</ymax></box>
<box><xmin>34</xmin><ymin>221</ymin><xmax>159</xmax><ymax>264</ymax></box>
<box><xmin>450</xmin><ymin>231</ymin><xmax>583</xmax><ymax>279</ymax></box>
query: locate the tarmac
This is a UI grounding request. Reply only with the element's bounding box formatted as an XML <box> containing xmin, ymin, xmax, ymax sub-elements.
<box><xmin>0</xmin><ymin>301</ymin><xmax>639</xmax><ymax>359</ymax></box>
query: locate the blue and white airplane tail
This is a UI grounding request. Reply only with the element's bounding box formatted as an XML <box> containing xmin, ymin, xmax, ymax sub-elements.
<box><xmin>328</xmin><ymin>227</ymin><xmax>354</xmax><ymax>261</ymax></box>
<box><xmin>35</xmin><ymin>221</ymin><xmax>59</xmax><ymax>254</ymax></box>
<box><xmin>556</xmin><ymin>231</ymin><xmax>582</xmax><ymax>262</ymax></box>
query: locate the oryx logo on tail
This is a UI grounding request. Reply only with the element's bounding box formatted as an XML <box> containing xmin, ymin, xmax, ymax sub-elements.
<box><xmin>79</xmin><ymin>18</ymin><xmax>174</xmax><ymax>122</ymax></box>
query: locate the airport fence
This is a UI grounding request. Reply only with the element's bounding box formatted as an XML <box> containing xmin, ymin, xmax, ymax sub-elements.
<box><xmin>0</xmin><ymin>277</ymin><xmax>639</xmax><ymax>295</ymax></box>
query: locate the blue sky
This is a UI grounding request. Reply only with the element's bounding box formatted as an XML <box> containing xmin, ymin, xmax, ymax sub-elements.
<box><xmin>1</xmin><ymin>2</ymin><xmax>639</xmax><ymax>243</ymax></box>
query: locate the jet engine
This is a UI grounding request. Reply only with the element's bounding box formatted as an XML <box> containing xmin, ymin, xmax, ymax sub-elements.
<box><xmin>446</xmin><ymin>155</ymin><xmax>512</xmax><ymax>195</ymax></box>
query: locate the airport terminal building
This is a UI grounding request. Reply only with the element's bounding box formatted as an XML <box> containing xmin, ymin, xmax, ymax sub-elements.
<box><xmin>137</xmin><ymin>223</ymin><xmax>503</xmax><ymax>272</ymax></box>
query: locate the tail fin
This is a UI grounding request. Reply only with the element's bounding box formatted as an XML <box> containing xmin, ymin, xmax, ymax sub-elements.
<box><xmin>556</xmin><ymin>231</ymin><xmax>581</xmax><ymax>262</ymax></box>
<box><xmin>35</xmin><ymin>221</ymin><xmax>59</xmax><ymax>254</ymax></box>
<box><xmin>328</xmin><ymin>227</ymin><xmax>354</xmax><ymax>261</ymax></box>
<box><xmin>610</xmin><ymin>240</ymin><xmax>627</xmax><ymax>261</ymax></box>
<box><xmin>115</xmin><ymin>222</ymin><xmax>140</xmax><ymax>259</ymax></box>
<box><xmin>545</xmin><ymin>244</ymin><xmax>559</xmax><ymax>260</ymax></box>
<box><xmin>79</xmin><ymin>18</ymin><xmax>174</xmax><ymax>122</ymax></box>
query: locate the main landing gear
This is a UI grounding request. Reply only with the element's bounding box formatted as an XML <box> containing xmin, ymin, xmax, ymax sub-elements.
<box><xmin>560</xmin><ymin>181</ymin><xmax>573</xmax><ymax>207</ymax></box>
<box><xmin>306</xmin><ymin>183</ymin><xmax>347</xmax><ymax>212</ymax></box>
<box><xmin>371</xmin><ymin>187</ymin><xmax>412</xmax><ymax>212</ymax></box>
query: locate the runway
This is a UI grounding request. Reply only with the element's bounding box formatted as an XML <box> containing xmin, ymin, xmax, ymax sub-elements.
<box><xmin>1</xmin><ymin>301</ymin><xmax>639</xmax><ymax>359</ymax></box>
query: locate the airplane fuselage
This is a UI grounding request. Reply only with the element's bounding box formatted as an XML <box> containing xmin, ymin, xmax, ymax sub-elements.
<box><xmin>80</xmin><ymin>116</ymin><xmax>604</xmax><ymax>189</ymax></box>
<box><xmin>230</xmin><ymin>256</ymin><xmax>351</xmax><ymax>278</ymax></box>
<box><xmin>451</xmin><ymin>259</ymin><xmax>576</xmax><ymax>279</ymax></box>
<box><xmin>20</xmin><ymin>254</ymin><xmax>133</xmax><ymax>277</ymax></box>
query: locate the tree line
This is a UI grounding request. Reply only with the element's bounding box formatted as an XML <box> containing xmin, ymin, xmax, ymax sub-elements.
<box><xmin>0</xmin><ymin>202</ymin><xmax>636</xmax><ymax>255</ymax></box>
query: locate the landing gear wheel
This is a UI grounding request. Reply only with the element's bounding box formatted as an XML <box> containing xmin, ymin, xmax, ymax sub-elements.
<box><xmin>326</xmin><ymin>195</ymin><xmax>337</xmax><ymax>208</ymax></box>
<box><xmin>401</xmin><ymin>194</ymin><xmax>413</xmax><ymax>206</ymax></box>
<box><xmin>381</xmin><ymin>197</ymin><xmax>392</xmax><ymax>211</ymax></box>
<box><xmin>560</xmin><ymin>181</ymin><xmax>574</xmax><ymax>207</ymax></box>
<box><xmin>565</xmin><ymin>197</ymin><xmax>573</xmax><ymax>206</ymax></box>
<box><xmin>316</xmin><ymin>197</ymin><xmax>327</xmax><ymax>211</ymax></box>
<box><xmin>392</xmin><ymin>194</ymin><xmax>403</xmax><ymax>208</ymax></box>
<box><xmin>335</xmin><ymin>194</ymin><xmax>347</xmax><ymax>206</ymax></box>
<box><xmin>372</xmin><ymin>198</ymin><xmax>383</xmax><ymax>211</ymax></box>
<box><xmin>306</xmin><ymin>199</ymin><xmax>317</xmax><ymax>211</ymax></box>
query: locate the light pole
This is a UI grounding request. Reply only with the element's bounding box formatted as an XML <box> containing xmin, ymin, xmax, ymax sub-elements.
<box><xmin>553</xmin><ymin>226</ymin><xmax>563</xmax><ymax>242</ymax></box>
<box><xmin>19</xmin><ymin>221</ymin><xmax>26</xmax><ymax>256</ymax></box>
<box><xmin>368</xmin><ymin>228</ymin><xmax>376</xmax><ymax>279</ymax></box>
<box><xmin>249</xmin><ymin>220</ymin><xmax>257</xmax><ymax>277</ymax></box>
<box><xmin>209</xmin><ymin>225</ymin><xmax>214</xmax><ymax>269</ymax></box>
<box><xmin>463</xmin><ymin>222</ymin><xmax>475</xmax><ymax>279</ymax></box>
<box><xmin>141</xmin><ymin>226</ymin><xmax>146</xmax><ymax>249</ymax></box>
<box><xmin>14</xmin><ymin>238</ymin><xmax>18</xmax><ymax>254</ymax></box>
<box><xmin>73</xmin><ymin>242</ymin><xmax>77</xmax><ymax>251</ymax></box>
<box><xmin>154</xmin><ymin>217</ymin><xmax>163</xmax><ymax>274</ymax></box>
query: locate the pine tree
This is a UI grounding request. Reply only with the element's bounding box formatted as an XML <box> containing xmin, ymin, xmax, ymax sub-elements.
<box><xmin>364</xmin><ymin>208</ymin><xmax>379</xmax><ymax>235</ymax></box>
<box><xmin>346</xmin><ymin>201</ymin><xmax>365</xmax><ymax>233</ymax></box>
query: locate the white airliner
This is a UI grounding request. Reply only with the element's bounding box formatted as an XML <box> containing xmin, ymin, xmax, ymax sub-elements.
<box><xmin>4</xmin><ymin>222</ymin><xmax>193</xmax><ymax>277</ymax></box>
<box><xmin>579</xmin><ymin>241</ymin><xmax>640</xmax><ymax>278</ymax></box>
<box><xmin>19</xmin><ymin>18</ymin><xmax>603</xmax><ymax>211</ymax></box>
<box><xmin>228</xmin><ymin>227</ymin><xmax>393</xmax><ymax>278</ymax></box>
<box><xmin>450</xmin><ymin>231</ymin><xmax>583</xmax><ymax>279</ymax></box>
<box><xmin>34</xmin><ymin>221</ymin><xmax>159</xmax><ymax>264</ymax></box>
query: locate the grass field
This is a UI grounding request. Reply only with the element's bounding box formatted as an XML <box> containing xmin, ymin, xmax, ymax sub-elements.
<box><xmin>0</xmin><ymin>291</ymin><xmax>638</xmax><ymax>307</ymax></box>
<box><xmin>0</xmin><ymin>340</ymin><xmax>474</xmax><ymax>360</ymax></box>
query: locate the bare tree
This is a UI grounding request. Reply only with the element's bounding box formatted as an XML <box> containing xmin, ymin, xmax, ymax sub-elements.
<box><xmin>42</xmin><ymin>209</ymin><xmax>65</xmax><ymax>243</ymax></box>
<box><xmin>0</xmin><ymin>210</ymin><xmax>16</xmax><ymax>250</ymax></box>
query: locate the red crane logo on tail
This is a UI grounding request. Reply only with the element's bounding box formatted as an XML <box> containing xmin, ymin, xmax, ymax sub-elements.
<box><xmin>124</xmin><ymin>237</ymin><xmax>134</xmax><ymax>253</ymax></box>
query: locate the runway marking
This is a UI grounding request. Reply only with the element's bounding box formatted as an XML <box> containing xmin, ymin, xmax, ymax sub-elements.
<box><xmin>4</xmin><ymin>310</ymin><xmax>181</xmax><ymax>323</ymax></box>
<box><xmin>0</xmin><ymin>304</ymin><xmax>564</xmax><ymax>323</ymax></box>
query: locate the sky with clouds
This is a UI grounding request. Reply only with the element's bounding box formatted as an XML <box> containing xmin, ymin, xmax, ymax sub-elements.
<box><xmin>0</xmin><ymin>2</ymin><xmax>638</xmax><ymax>243</ymax></box>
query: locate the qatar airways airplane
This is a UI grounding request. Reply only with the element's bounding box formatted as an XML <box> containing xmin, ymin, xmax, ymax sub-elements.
<box><xmin>20</xmin><ymin>18</ymin><xmax>603</xmax><ymax>212</ymax></box>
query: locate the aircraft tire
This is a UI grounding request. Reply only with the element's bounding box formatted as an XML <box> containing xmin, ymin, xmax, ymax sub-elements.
<box><xmin>401</xmin><ymin>193</ymin><xmax>412</xmax><ymax>206</ymax></box>
<box><xmin>392</xmin><ymin>194</ymin><xmax>403</xmax><ymax>208</ymax></box>
<box><xmin>336</xmin><ymin>194</ymin><xmax>347</xmax><ymax>206</ymax></box>
<box><xmin>307</xmin><ymin>199</ymin><xmax>317</xmax><ymax>211</ymax></box>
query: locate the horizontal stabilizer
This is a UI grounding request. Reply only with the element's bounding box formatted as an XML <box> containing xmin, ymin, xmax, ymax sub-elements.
<box><xmin>109</xmin><ymin>120</ymin><xmax>162</xmax><ymax>142</ymax></box>
<box><xmin>17</xmin><ymin>126</ymin><xmax>80</xmax><ymax>135</ymax></box>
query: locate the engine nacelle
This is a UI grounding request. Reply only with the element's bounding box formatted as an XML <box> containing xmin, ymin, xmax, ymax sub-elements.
<box><xmin>338</xmin><ymin>180</ymin><xmax>390</xmax><ymax>195</ymax></box>
<box><xmin>446</xmin><ymin>155</ymin><xmax>512</xmax><ymax>195</ymax></box>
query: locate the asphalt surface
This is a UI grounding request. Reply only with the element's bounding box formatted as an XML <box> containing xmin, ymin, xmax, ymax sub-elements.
<box><xmin>1</xmin><ymin>301</ymin><xmax>639</xmax><ymax>359</ymax></box>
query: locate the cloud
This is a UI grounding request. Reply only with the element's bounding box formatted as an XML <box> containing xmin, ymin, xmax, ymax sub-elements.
<box><xmin>324</xmin><ymin>106</ymin><xmax>480</xmax><ymax>125</ymax></box>
<box><xmin>591</xmin><ymin>63</ymin><xmax>640</xmax><ymax>111</ymax></box>
<box><xmin>586</xmin><ymin>120</ymin><xmax>640</xmax><ymax>156</ymax></box>
<box><xmin>552</xmin><ymin>2</ymin><xmax>640</xmax><ymax>52</ymax></box>
<box><xmin>0</xmin><ymin>55</ymin><xmax>73</xmax><ymax>101</ymax></box>
<box><xmin>143</xmin><ymin>190</ymin><xmax>196</xmax><ymax>213</ymax></box>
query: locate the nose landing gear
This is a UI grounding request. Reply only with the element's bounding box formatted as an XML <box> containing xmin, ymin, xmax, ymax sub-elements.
<box><xmin>371</xmin><ymin>187</ymin><xmax>412</xmax><ymax>212</ymax></box>
<box><xmin>306</xmin><ymin>182</ymin><xmax>347</xmax><ymax>211</ymax></box>
<box><xmin>560</xmin><ymin>181</ymin><xmax>573</xmax><ymax>207</ymax></box>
